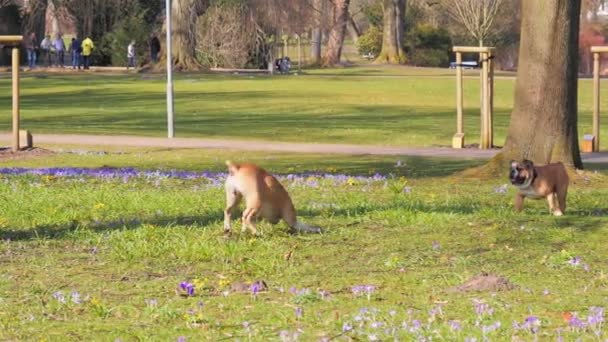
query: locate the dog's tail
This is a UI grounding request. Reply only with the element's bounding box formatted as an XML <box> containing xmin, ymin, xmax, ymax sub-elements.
<box><xmin>292</xmin><ymin>221</ymin><xmax>322</xmax><ymax>234</ymax></box>
<box><xmin>225</xmin><ymin>160</ymin><xmax>239</xmax><ymax>176</ymax></box>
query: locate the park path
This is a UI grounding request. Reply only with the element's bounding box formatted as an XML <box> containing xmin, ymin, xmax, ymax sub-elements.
<box><xmin>2</xmin><ymin>132</ymin><xmax>608</xmax><ymax>163</ymax></box>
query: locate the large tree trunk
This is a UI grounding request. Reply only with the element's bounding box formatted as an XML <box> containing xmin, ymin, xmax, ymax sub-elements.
<box><xmin>322</xmin><ymin>0</ymin><xmax>350</xmax><ymax>67</ymax></box>
<box><xmin>497</xmin><ymin>0</ymin><xmax>582</xmax><ymax>169</ymax></box>
<box><xmin>375</xmin><ymin>0</ymin><xmax>405</xmax><ymax>64</ymax></box>
<box><xmin>170</xmin><ymin>0</ymin><xmax>207</xmax><ymax>71</ymax></box>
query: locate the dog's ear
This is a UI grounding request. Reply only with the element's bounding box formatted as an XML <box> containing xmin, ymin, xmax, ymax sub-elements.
<box><xmin>225</xmin><ymin>160</ymin><xmax>239</xmax><ymax>176</ymax></box>
<box><xmin>522</xmin><ymin>159</ymin><xmax>534</xmax><ymax>169</ymax></box>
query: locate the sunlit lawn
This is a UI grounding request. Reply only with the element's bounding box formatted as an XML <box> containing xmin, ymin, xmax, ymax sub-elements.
<box><xmin>0</xmin><ymin>65</ymin><xmax>605</xmax><ymax>149</ymax></box>
<box><xmin>0</xmin><ymin>147</ymin><xmax>607</xmax><ymax>340</ymax></box>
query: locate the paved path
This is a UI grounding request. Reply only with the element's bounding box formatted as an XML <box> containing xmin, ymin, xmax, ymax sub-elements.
<box><xmin>1</xmin><ymin>133</ymin><xmax>608</xmax><ymax>163</ymax></box>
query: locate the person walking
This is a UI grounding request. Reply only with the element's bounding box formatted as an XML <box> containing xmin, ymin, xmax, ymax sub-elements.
<box><xmin>40</xmin><ymin>34</ymin><xmax>51</xmax><ymax>67</ymax></box>
<box><xmin>149</xmin><ymin>34</ymin><xmax>160</xmax><ymax>63</ymax></box>
<box><xmin>53</xmin><ymin>34</ymin><xmax>66</xmax><ymax>67</ymax></box>
<box><xmin>127</xmin><ymin>40</ymin><xmax>136</xmax><ymax>70</ymax></box>
<box><xmin>70</xmin><ymin>37</ymin><xmax>82</xmax><ymax>69</ymax></box>
<box><xmin>24</xmin><ymin>32</ymin><xmax>38</xmax><ymax>68</ymax></box>
<box><xmin>81</xmin><ymin>36</ymin><xmax>95</xmax><ymax>70</ymax></box>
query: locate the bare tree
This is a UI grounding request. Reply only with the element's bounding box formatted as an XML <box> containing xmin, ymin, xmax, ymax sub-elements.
<box><xmin>21</xmin><ymin>0</ymin><xmax>48</xmax><ymax>39</ymax></box>
<box><xmin>375</xmin><ymin>0</ymin><xmax>406</xmax><ymax>63</ymax></box>
<box><xmin>442</xmin><ymin>0</ymin><xmax>503</xmax><ymax>46</ymax></box>
<box><xmin>495</xmin><ymin>0</ymin><xmax>582</xmax><ymax>169</ymax></box>
<box><xmin>323</xmin><ymin>0</ymin><xmax>350</xmax><ymax>66</ymax></box>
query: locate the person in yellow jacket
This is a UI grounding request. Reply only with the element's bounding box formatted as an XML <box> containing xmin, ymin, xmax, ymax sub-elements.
<box><xmin>81</xmin><ymin>36</ymin><xmax>95</xmax><ymax>70</ymax></box>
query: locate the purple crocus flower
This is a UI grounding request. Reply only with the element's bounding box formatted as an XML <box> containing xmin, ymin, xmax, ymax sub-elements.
<box><xmin>295</xmin><ymin>307</ymin><xmax>302</xmax><ymax>317</ymax></box>
<box><xmin>567</xmin><ymin>256</ymin><xmax>582</xmax><ymax>266</ymax></box>
<box><xmin>449</xmin><ymin>320</ymin><xmax>463</xmax><ymax>331</ymax></box>
<box><xmin>177</xmin><ymin>337</ymin><xmax>186</xmax><ymax>342</ymax></box>
<box><xmin>52</xmin><ymin>291</ymin><xmax>66</xmax><ymax>304</ymax></box>
<box><xmin>71</xmin><ymin>291</ymin><xmax>82</xmax><ymax>304</ymax></box>
<box><xmin>249</xmin><ymin>282</ymin><xmax>261</xmax><ymax>299</ymax></box>
<box><xmin>179</xmin><ymin>282</ymin><xmax>195</xmax><ymax>296</ymax></box>
<box><xmin>342</xmin><ymin>322</ymin><xmax>353</xmax><ymax>332</ymax></box>
<box><xmin>432</xmin><ymin>241</ymin><xmax>440</xmax><ymax>251</ymax></box>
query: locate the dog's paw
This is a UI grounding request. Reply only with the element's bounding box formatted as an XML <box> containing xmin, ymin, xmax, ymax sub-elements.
<box><xmin>553</xmin><ymin>210</ymin><xmax>564</xmax><ymax>217</ymax></box>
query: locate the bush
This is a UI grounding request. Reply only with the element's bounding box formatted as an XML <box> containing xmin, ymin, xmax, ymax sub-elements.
<box><xmin>196</xmin><ymin>5</ymin><xmax>256</xmax><ymax>68</ymax></box>
<box><xmin>357</xmin><ymin>26</ymin><xmax>383</xmax><ymax>57</ymax></box>
<box><xmin>102</xmin><ymin>12</ymin><xmax>152</xmax><ymax>67</ymax></box>
<box><xmin>407</xmin><ymin>24</ymin><xmax>451</xmax><ymax>67</ymax></box>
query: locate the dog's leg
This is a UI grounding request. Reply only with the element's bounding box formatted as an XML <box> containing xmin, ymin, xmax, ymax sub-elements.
<box><xmin>514</xmin><ymin>192</ymin><xmax>525</xmax><ymax>213</ymax></box>
<box><xmin>546</xmin><ymin>193</ymin><xmax>558</xmax><ymax>215</ymax></box>
<box><xmin>242</xmin><ymin>207</ymin><xmax>259</xmax><ymax>235</ymax></box>
<box><xmin>555</xmin><ymin>184</ymin><xmax>568</xmax><ymax>216</ymax></box>
<box><xmin>224</xmin><ymin>189</ymin><xmax>242</xmax><ymax>233</ymax></box>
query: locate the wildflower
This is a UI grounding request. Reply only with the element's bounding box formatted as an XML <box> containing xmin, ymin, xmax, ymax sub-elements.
<box><xmin>342</xmin><ymin>322</ymin><xmax>353</xmax><ymax>332</ymax></box>
<box><xmin>542</xmin><ymin>288</ymin><xmax>550</xmax><ymax>296</ymax></box>
<box><xmin>52</xmin><ymin>291</ymin><xmax>66</xmax><ymax>304</ymax></box>
<box><xmin>71</xmin><ymin>291</ymin><xmax>82</xmax><ymax>304</ymax></box>
<box><xmin>449</xmin><ymin>320</ymin><xmax>463</xmax><ymax>331</ymax></box>
<box><xmin>177</xmin><ymin>337</ymin><xmax>186</xmax><ymax>342</ymax></box>
<box><xmin>145</xmin><ymin>299</ymin><xmax>158</xmax><ymax>307</ymax></box>
<box><xmin>295</xmin><ymin>307</ymin><xmax>302</xmax><ymax>317</ymax></box>
<box><xmin>492</xmin><ymin>184</ymin><xmax>507</xmax><ymax>194</ymax></box>
<box><xmin>403</xmin><ymin>186</ymin><xmax>412</xmax><ymax>193</ymax></box>
<box><xmin>179</xmin><ymin>282</ymin><xmax>195</xmax><ymax>296</ymax></box>
<box><xmin>432</xmin><ymin>241</ymin><xmax>440</xmax><ymax>251</ymax></box>
<box><xmin>250</xmin><ymin>282</ymin><xmax>260</xmax><ymax>299</ymax></box>
<box><xmin>567</xmin><ymin>256</ymin><xmax>582</xmax><ymax>267</ymax></box>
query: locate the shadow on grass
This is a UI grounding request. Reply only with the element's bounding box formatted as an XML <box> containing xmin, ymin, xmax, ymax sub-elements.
<box><xmin>3</xmin><ymin>198</ymin><xmax>607</xmax><ymax>241</ymax></box>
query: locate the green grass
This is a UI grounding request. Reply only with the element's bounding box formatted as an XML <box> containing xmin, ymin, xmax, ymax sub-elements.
<box><xmin>0</xmin><ymin>148</ymin><xmax>608</xmax><ymax>340</ymax></box>
<box><xmin>0</xmin><ymin>65</ymin><xmax>606</xmax><ymax>149</ymax></box>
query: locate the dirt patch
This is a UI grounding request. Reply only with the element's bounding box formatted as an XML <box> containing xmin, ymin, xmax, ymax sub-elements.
<box><xmin>449</xmin><ymin>273</ymin><xmax>517</xmax><ymax>293</ymax></box>
<box><xmin>0</xmin><ymin>147</ymin><xmax>55</xmax><ymax>162</ymax></box>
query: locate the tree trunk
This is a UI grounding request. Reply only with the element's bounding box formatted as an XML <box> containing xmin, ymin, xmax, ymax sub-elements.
<box><xmin>375</xmin><ymin>0</ymin><xmax>405</xmax><ymax>64</ymax></box>
<box><xmin>322</xmin><ymin>0</ymin><xmax>350</xmax><ymax>67</ymax></box>
<box><xmin>497</xmin><ymin>0</ymin><xmax>582</xmax><ymax>169</ymax></box>
<box><xmin>169</xmin><ymin>0</ymin><xmax>207</xmax><ymax>71</ymax></box>
<box><xmin>395</xmin><ymin>0</ymin><xmax>406</xmax><ymax>54</ymax></box>
<box><xmin>310</xmin><ymin>0</ymin><xmax>324</xmax><ymax>65</ymax></box>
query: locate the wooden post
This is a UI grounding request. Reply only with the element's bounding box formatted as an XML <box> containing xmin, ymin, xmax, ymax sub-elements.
<box><xmin>481</xmin><ymin>52</ymin><xmax>490</xmax><ymax>149</ymax></box>
<box><xmin>593</xmin><ymin>52</ymin><xmax>600</xmax><ymax>152</ymax></box>
<box><xmin>12</xmin><ymin>47</ymin><xmax>20</xmax><ymax>152</ymax></box>
<box><xmin>488</xmin><ymin>52</ymin><xmax>494</xmax><ymax>148</ymax></box>
<box><xmin>456</xmin><ymin>52</ymin><xmax>463</xmax><ymax>134</ymax></box>
<box><xmin>297</xmin><ymin>34</ymin><xmax>302</xmax><ymax>72</ymax></box>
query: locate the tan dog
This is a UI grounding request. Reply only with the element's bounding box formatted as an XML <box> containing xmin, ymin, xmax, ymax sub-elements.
<box><xmin>509</xmin><ymin>159</ymin><xmax>569</xmax><ymax>216</ymax></box>
<box><xmin>223</xmin><ymin>161</ymin><xmax>321</xmax><ymax>235</ymax></box>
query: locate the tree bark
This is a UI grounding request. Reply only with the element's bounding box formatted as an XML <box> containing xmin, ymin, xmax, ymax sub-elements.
<box><xmin>498</xmin><ymin>0</ymin><xmax>582</xmax><ymax>168</ymax></box>
<box><xmin>395</xmin><ymin>0</ymin><xmax>406</xmax><ymax>53</ymax></box>
<box><xmin>375</xmin><ymin>0</ymin><xmax>405</xmax><ymax>64</ymax></box>
<box><xmin>169</xmin><ymin>0</ymin><xmax>208</xmax><ymax>71</ymax></box>
<box><xmin>310</xmin><ymin>0</ymin><xmax>323</xmax><ymax>65</ymax></box>
<box><xmin>322</xmin><ymin>0</ymin><xmax>350</xmax><ymax>67</ymax></box>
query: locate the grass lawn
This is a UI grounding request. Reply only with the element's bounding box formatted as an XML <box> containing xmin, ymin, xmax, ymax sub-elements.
<box><xmin>0</xmin><ymin>65</ymin><xmax>606</xmax><ymax>149</ymax></box>
<box><xmin>0</xmin><ymin>147</ymin><xmax>607</xmax><ymax>340</ymax></box>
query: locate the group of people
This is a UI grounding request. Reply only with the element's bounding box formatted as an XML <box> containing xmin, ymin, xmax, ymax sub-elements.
<box><xmin>128</xmin><ymin>35</ymin><xmax>161</xmax><ymax>70</ymax></box>
<box><xmin>23</xmin><ymin>32</ymin><xmax>94</xmax><ymax>70</ymax></box>
<box><xmin>21</xmin><ymin>32</ymin><xmax>162</xmax><ymax>71</ymax></box>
